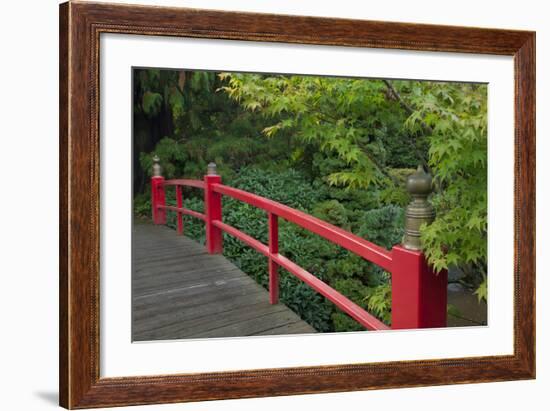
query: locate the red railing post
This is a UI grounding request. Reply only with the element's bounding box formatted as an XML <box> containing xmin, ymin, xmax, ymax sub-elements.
<box><xmin>204</xmin><ymin>163</ymin><xmax>223</xmax><ymax>254</ymax></box>
<box><xmin>391</xmin><ymin>166</ymin><xmax>447</xmax><ymax>329</ymax></box>
<box><xmin>176</xmin><ymin>185</ymin><xmax>183</xmax><ymax>235</ymax></box>
<box><xmin>151</xmin><ymin>155</ymin><xmax>166</xmax><ymax>225</ymax></box>
<box><xmin>391</xmin><ymin>246</ymin><xmax>447</xmax><ymax>329</ymax></box>
<box><xmin>268</xmin><ymin>213</ymin><xmax>279</xmax><ymax>304</ymax></box>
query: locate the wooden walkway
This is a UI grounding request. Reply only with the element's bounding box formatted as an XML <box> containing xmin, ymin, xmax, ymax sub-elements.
<box><xmin>132</xmin><ymin>223</ymin><xmax>316</xmax><ymax>341</ymax></box>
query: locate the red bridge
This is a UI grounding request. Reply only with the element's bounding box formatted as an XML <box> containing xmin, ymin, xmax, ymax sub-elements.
<box><xmin>133</xmin><ymin>161</ymin><xmax>447</xmax><ymax>340</ymax></box>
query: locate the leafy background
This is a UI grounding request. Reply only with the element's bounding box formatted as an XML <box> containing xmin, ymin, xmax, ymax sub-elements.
<box><xmin>133</xmin><ymin>68</ymin><xmax>488</xmax><ymax>332</ymax></box>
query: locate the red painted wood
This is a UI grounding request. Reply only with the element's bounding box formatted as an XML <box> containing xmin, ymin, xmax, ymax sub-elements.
<box><xmin>153</xmin><ymin>177</ymin><xmax>448</xmax><ymax>331</ymax></box>
<box><xmin>181</xmin><ymin>208</ymin><xmax>206</xmax><ymax>221</ymax></box>
<box><xmin>151</xmin><ymin>176</ymin><xmax>166</xmax><ymax>225</ymax></box>
<box><xmin>164</xmin><ymin>179</ymin><xmax>205</xmax><ymax>189</ymax></box>
<box><xmin>159</xmin><ymin>205</ymin><xmax>206</xmax><ymax>221</ymax></box>
<box><xmin>268</xmin><ymin>213</ymin><xmax>279</xmax><ymax>304</ymax></box>
<box><xmin>176</xmin><ymin>185</ymin><xmax>183</xmax><ymax>235</ymax></box>
<box><xmin>212</xmin><ymin>184</ymin><xmax>393</xmax><ymax>271</ymax></box>
<box><xmin>204</xmin><ymin>174</ymin><xmax>223</xmax><ymax>254</ymax></box>
<box><xmin>212</xmin><ymin>219</ymin><xmax>386</xmax><ymax>330</ymax></box>
<box><xmin>391</xmin><ymin>245</ymin><xmax>447</xmax><ymax>329</ymax></box>
<box><xmin>273</xmin><ymin>254</ymin><xmax>390</xmax><ymax>331</ymax></box>
<box><xmin>212</xmin><ymin>220</ymin><xmax>269</xmax><ymax>257</ymax></box>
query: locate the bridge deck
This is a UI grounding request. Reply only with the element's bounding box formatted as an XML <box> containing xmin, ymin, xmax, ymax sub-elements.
<box><xmin>132</xmin><ymin>222</ymin><xmax>316</xmax><ymax>341</ymax></box>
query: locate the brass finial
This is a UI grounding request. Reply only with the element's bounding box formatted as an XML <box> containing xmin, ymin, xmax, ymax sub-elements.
<box><xmin>207</xmin><ymin>162</ymin><xmax>217</xmax><ymax>175</ymax></box>
<box><xmin>402</xmin><ymin>165</ymin><xmax>435</xmax><ymax>250</ymax></box>
<box><xmin>152</xmin><ymin>155</ymin><xmax>162</xmax><ymax>177</ymax></box>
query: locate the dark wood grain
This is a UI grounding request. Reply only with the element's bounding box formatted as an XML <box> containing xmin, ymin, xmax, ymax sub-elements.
<box><xmin>59</xmin><ymin>1</ymin><xmax>535</xmax><ymax>408</ymax></box>
<box><xmin>59</xmin><ymin>2</ymin><xmax>69</xmax><ymax>407</ymax></box>
<box><xmin>514</xmin><ymin>33</ymin><xmax>536</xmax><ymax>375</ymax></box>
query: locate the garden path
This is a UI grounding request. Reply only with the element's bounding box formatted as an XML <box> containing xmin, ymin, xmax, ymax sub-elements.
<box><xmin>132</xmin><ymin>223</ymin><xmax>316</xmax><ymax>341</ymax></box>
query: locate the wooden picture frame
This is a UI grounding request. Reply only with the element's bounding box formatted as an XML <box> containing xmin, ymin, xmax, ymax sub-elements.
<box><xmin>59</xmin><ymin>1</ymin><xmax>535</xmax><ymax>408</ymax></box>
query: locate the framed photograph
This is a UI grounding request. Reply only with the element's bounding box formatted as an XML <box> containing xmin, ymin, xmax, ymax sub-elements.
<box><xmin>59</xmin><ymin>1</ymin><xmax>535</xmax><ymax>408</ymax></box>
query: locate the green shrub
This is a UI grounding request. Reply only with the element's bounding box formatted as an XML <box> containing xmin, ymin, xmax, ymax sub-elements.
<box><xmin>312</xmin><ymin>200</ymin><xmax>350</xmax><ymax>230</ymax></box>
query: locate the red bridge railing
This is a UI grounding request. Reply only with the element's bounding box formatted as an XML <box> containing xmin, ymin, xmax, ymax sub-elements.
<box><xmin>151</xmin><ymin>160</ymin><xmax>447</xmax><ymax>331</ymax></box>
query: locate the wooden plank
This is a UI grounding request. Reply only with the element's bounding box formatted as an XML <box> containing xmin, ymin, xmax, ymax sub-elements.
<box><xmin>135</xmin><ymin>301</ymin><xmax>292</xmax><ymax>341</ymax></box>
<box><xmin>132</xmin><ymin>223</ymin><xmax>316</xmax><ymax>340</ymax></box>
<box><xmin>190</xmin><ymin>310</ymin><xmax>310</xmax><ymax>338</ymax></box>
<box><xmin>254</xmin><ymin>321</ymin><xmax>318</xmax><ymax>336</ymax></box>
<box><xmin>132</xmin><ymin>267</ymin><xmax>245</xmax><ymax>296</ymax></box>
<box><xmin>134</xmin><ymin>274</ymin><xmax>250</xmax><ymax>304</ymax></box>
<box><xmin>133</xmin><ymin>290</ymin><xmax>269</xmax><ymax>337</ymax></box>
<box><xmin>133</xmin><ymin>277</ymin><xmax>263</xmax><ymax>321</ymax></box>
<box><xmin>133</xmin><ymin>262</ymin><xmax>239</xmax><ymax>284</ymax></box>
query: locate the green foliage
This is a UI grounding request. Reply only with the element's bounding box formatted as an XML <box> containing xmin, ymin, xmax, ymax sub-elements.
<box><xmin>221</xmin><ymin>73</ymin><xmax>419</xmax><ymax>189</ymax></box>
<box><xmin>312</xmin><ymin>200</ymin><xmax>350</xmax><ymax>230</ymax></box>
<box><xmin>140</xmin><ymin>137</ymin><xmax>188</xmax><ymax>179</ymax></box>
<box><xmin>474</xmin><ymin>275</ymin><xmax>487</xmax><ymax>303</ymax></box>
<box><xmin>358</xmin><ymin>205</ymin><xmax>405</xmax><ymax>250</ymax></box>
<box><xmin>134</xmin><ymin>192</ymin><xmax>152</xmax><ymax>217</ymax></box>
<box><xmin>229</xmin><ymin>167</ymin><xmax>322</xmax><ymax>210</ymax></box>
<box><xmin>142</xmin><ymin>91</ymin><xmax>163</xmax><ymax>117</ymax></box>
<box><xmin>134</xmin><ymin>69</ymin><xmax>180</xmax><ymax>120</ymax></box>
<box><xmin>447</xmin><ymin>304</ymin><xmax>463</xmax><ymax>318</ymax></box>
<box><xmin>332</xmin><ymin>312</ymin><xmax>365</xmax><ymax>332</ymax></box>
<box><xmin>401</xmin><ymin>82</ymin><xmax>488</xmax><ymax>281</ymax></box>
<box><xmin>222</xmin><ymin>72</ymin><xmax>488</xmax><ymax>292</ymax></box>
<box><xmin>378</xmin><ymin>168</ymin><xmax>414</xmax><ymax>206</ymax></box>
<box><xmin>135</xmin><ymin>69</ymin><xmax>292</xmax><ymax>181</ymax></box>
<box><xmin>161</xmin><ymin>192</ymin><xmax>205</xmax><ymax>243</ymax></box>
<box><xmin>364</xmin><ymin>282</ymin><xmax>392</xmax><ymax>324</ymax></box>
<box><xmin>134</xmin><ymin>68</ymin><xmax>489</xmax><ymax>331</ymax></box>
